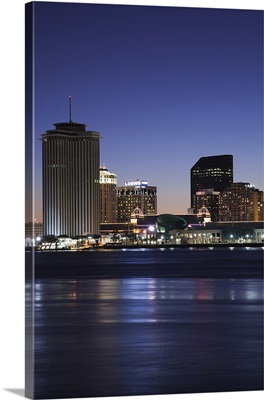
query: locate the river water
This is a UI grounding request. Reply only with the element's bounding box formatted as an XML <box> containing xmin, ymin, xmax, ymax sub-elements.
<box><xmin>26</xmin><ymin>248</ymin><xmax>263</xmax><ymax>398</ymax></box>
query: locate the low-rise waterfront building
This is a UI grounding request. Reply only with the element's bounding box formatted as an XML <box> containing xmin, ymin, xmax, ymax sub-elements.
<box><xmin>100</xmin><ymin>216</ymin><xmax>263</xmax><ymax>245</ymax></box>
<box><xmin>179</xmin><ymin>228</ymin><xmax>222</xmax><ymax>244</ymax></box>
<box><xmin>29</xmin><ymin>216</ymin><xmax>263</xmax><ymax>248</ymax></box>
<box><xmin>206</xmin><ymin>221</ymin><xmax>264</xmax><ymax>243</ymax></box>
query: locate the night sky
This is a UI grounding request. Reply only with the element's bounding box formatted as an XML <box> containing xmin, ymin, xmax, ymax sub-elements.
<box><xmin>29</xmin><ymin>0</ymin><xmax>263</xmax><ymax>222</ymax></box>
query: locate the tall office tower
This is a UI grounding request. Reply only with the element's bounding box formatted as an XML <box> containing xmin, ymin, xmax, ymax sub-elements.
<box><xmin>193</xmin><ymin>189</ymin><xmax>220</xmax><ymax>221</ymax></box>
<box><xmin>190</xmin><ymin>154</ymin><xmax>233</xmax><ymax>211</ymax></box>
<box><xmin>100</xmin><ymin>166</ymin><xmax>117</xmax><ymax>223</ymax></box>
<box><xmin>219</xmin><ymin>182</ymin><xmax>264</xmax><ymax>222</ymax></box>
<box><xmin>116</xmin><ymin>179</ymin><xmax>157</xmax><ymax>223</ymax></box>
<box><xmin>42</xmin><ymin>111</ymin><xmax>100</xmax><ymax>237</ymax></box>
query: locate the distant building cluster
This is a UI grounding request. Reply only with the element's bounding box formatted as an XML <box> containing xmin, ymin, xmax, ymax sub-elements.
<box><xmin>100</xmin><ymin>154</ymin><xmax>263</xmax><ymax>228</ymax></box>
<box><xmin>189</xmin><ymin>155</ymin><xmax>263</xmax><ymax>223</ymax></box>
<box><xmin>25</xmin><ymin>112</ymin><xmax>263</xmax><ymax>246</ymax></box>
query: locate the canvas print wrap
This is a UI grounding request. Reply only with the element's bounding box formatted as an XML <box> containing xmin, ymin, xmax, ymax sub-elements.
<box><xmin>25</xmin><ymin>1</ymin><xmax>264</xmax><ymax>399</ymax></box>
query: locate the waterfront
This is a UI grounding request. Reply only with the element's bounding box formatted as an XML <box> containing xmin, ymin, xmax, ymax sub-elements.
<box><xmin>26</xmin><ymin>248</ymin><xmax>263</xmax><ymax>398</ymax></box>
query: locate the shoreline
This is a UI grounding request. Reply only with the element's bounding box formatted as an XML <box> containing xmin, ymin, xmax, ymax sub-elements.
<box><xmin>100</xmin><ymin>242</ymin><xmax>264</xmax><ymax>250</ymax></box>
<box><xmin>26</xmin><ymin>242</ymin><xmax>264</xmax><ymax>251</ymax></box>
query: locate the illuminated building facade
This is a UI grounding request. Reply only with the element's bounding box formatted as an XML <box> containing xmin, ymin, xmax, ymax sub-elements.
<box><xmin>190</xmin><ymin>155</ymin><xmax>233</xmax><ymax>211</ymax></box>
<box><xmin>219</xmin><ymin>182</ymin><xmax>264</xmax><ymax>222</ymax></box>
<box><xmin>100</xmin><ymin>166</ymin><xmax>117</xmax><ymax>223</ymax></box>
<box><xmin>116</xmin><ymin>180</ymin><xmax>157</xmax><ymax>223</ymax></box>
<box><xmin>197</xmin><ymin>205</ymin><xmax>212</xmax><ymax>223</ymax></box>
<box><xmin>42</xmin><ymin>119</ymin><xmax>100</xmax><ymax>236</ymax></box>
<box><xmin>25</xmin><ymin>221</ymin><xmax>43</xmax><ymax>239</ymax></box>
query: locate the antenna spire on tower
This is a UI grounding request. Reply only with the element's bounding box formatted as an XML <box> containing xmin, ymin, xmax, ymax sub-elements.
<box><xmin>69</xmin><ymin>96</ymin><xmax>72</xmax><ymax>122</ymax></box>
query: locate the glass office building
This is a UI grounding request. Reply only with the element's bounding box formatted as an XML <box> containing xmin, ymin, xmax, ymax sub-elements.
<box><xmin>190</xmin><ymin>154</ymin><xmax>233</xmax><ymax>213</ymax></box>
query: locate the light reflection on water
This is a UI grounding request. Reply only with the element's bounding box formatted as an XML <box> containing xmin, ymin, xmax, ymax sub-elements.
<box><xmin>31</xmin><ymin>249</ymin><xmax>263</xmax><ymax>397</ymax></box>
<box><xmin>34</xmin><ymin>276</ymin><xmax>263</xmax><ymax>306</ymax></box>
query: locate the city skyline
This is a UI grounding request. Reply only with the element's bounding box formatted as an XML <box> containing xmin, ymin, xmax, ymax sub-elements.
<box><xmin>2</xmin><ymin>2</ymin><xmax>264</xmax><ymax>399</ymax></box>
<box><xmin>27</xmin><ymin>1</ymin><xmax>263</xmax><ymax>222</ymax></box>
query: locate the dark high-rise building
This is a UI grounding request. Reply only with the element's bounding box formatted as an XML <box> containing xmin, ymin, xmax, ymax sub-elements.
<box><xmin>190</xmin><ymin>154</ymin><xmax>233</xmax><ymax>212</ymax></box>
<box><xmin>193</xmin><ymin>188</ymin><xmax>220</xmax><ymax>222</ymax></box>
<box><xmin>41</xmin><ymin>114</ymin><xmax>100</xmax><ymax>237</ymax></box>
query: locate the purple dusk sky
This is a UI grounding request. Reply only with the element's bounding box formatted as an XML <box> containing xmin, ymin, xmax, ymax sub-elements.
<box><xmin>27</xmin><ymin>1</ymin><xmax>263</xmax><ymax>222</ymax></box>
